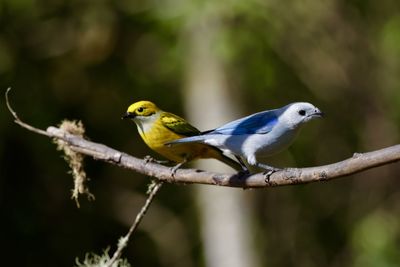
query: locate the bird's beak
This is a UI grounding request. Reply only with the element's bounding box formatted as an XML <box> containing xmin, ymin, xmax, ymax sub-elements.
<box><xmin>122</xmin><ymin>112</ymin><xmax>135</xmax><ymax>119</ymax></box>
<box><xmin>312</xmin><ymin>108</ymin><xmax>324</xmax><ymax>118</ymax></box>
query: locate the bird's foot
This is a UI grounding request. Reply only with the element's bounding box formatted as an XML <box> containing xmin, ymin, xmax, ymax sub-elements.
<box><xmin>262</xmin><ymin>167</ymin><xmax>281</xmax><ymax>183</ymax></box>
<box><xmin>255</xmin><ymin>163</ymin><xmax>281</xmax><ymax>183</ymax></box>
<box><xmin>170</xmin><ymin>162</ymin><xmax>185</xmax><ymax>178</ymax></box>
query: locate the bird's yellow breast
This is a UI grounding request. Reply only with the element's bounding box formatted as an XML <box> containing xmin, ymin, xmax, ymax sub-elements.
<box><xmin>137</xmin><ymin>118</ymin><xmax>218</xmax><ymax>163</ymax></box>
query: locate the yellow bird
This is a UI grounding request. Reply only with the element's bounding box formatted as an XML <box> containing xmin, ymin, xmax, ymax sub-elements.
<box><xmin>122</xmin><ymin>100</ymin><xmax>243</xmax><ymax>172</ymax></box>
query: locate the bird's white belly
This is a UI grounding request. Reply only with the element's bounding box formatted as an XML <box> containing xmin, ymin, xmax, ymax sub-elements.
<box><xmin>211</xmin><ymin>128</ymin><xmax>299</xmax><ymax>158</ymax></box>
<box><xmin>249</xmin><ymin>130</ymin><xmax>298</xmax><ymax>158</ymax></box>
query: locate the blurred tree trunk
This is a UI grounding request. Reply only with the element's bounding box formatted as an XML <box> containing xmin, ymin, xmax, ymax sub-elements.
<box><xmin>181</xmin><ymin>14</ymin><xmax>259</xmax><ymax>267</ymax></box>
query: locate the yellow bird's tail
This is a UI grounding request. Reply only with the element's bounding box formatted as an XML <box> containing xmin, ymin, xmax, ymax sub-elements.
<box><xmin>205</xmin><ymin>146</ymin><xmax>247</xmax><ymax>171</ymax></box>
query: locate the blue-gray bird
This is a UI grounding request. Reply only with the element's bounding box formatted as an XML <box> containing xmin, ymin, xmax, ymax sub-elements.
<box><xmin>167</xmin><ymin>102</ymin><xmax>323</xmax><ymax>173</ymax></box>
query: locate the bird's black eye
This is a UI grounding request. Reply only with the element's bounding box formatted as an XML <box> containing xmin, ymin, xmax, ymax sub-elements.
<box><xmin>298</xmin><ymin>110</ymin><xmax>306</xmax><ymax>116</ymax></box>
<box><xmin>137</xmin><ymin>107</ymin><xmax>144</xmax><ymax>113</ymax></box>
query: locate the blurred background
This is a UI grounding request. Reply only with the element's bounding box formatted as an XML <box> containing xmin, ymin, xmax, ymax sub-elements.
<box><xmin>1</xmin><ymin>0</ymin><xmax>400</xmax><ymax>266</ymax></box>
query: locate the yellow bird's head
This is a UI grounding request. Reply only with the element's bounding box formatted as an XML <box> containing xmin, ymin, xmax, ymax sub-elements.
<box><xmin>122</xmin><ymin>101</ymin><xmax>161</xmax><ymax>121</ymax></box>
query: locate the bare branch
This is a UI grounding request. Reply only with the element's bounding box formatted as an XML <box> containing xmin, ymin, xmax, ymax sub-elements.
<box><xmin>105</xmin><ymin>180</ymin><xmax>163</xmax><ymax>267</ymax></box>
<box><xmin>5</xmin><ymin>88</ymin><xmax>400</xmax><ymax>188</ymax></box>
<box><xmin>5</xmin><ymin>88</ymin><xmax>51</xmax><ymax>137</ymax></box>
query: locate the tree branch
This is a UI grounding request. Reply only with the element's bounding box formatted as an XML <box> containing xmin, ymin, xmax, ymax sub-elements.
<box><xmin>6</xmin><ymin>88</ymin><xmax>400</xmax><ymax>188</ymax></box>
<box><xmin>105</xmin><ymin>180</ymin><xmax>163</xmax><ymax>267</ymax></box>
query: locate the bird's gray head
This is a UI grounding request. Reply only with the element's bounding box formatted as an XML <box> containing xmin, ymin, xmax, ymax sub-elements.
<box><xmin>280</xmin><ymin>102</ymin><xmax>323</xmax><ymax>129</ymax></box>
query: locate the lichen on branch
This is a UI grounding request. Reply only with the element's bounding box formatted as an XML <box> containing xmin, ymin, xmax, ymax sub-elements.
<box><xmin>54</xmin><ymin>119</ymin><xmax>94</xmax><ymax>207</ymax></box>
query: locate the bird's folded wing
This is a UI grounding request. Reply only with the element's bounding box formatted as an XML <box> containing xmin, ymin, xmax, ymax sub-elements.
<box><xmin>203</xmin><ymin>110</ymin><xmax>279</xmax><ymax>135</ymax></box>
<box><xmin>161</xmin><ymin>112</ymin><xmax>201</xmax><ymax>137</ymax></box>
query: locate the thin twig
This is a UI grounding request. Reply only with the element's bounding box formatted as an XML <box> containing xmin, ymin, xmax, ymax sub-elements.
<box><xmin>105</xmin><ymin>181</ymin><xmax>163</xmax><ymax>267</ymax></box>
<box><xmin>5</xmin><ymin>88</ymin><xmax>51</xmax><ymax>137</ymax></box>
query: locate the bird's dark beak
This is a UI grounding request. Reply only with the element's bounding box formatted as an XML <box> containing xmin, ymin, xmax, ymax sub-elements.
<box><xmin>313</xmin><ymin>108</ymin><xmax>324</xmax><ymax>118</ymax></box>
<box><xmin>309</xmin><ymin>108</ymin><xmax>324</xmax><ymax>118</ymax></box>
<box><xmin>122</xmin><ymin>112</ymin><xmax>135</xmax><ymax>119</ymax></box>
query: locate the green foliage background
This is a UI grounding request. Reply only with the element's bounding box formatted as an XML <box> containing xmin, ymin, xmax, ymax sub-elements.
<box><xmin>1</xmin><ymin>0</ymin><xmax>400</xmax><ymax>266</ymax></box>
